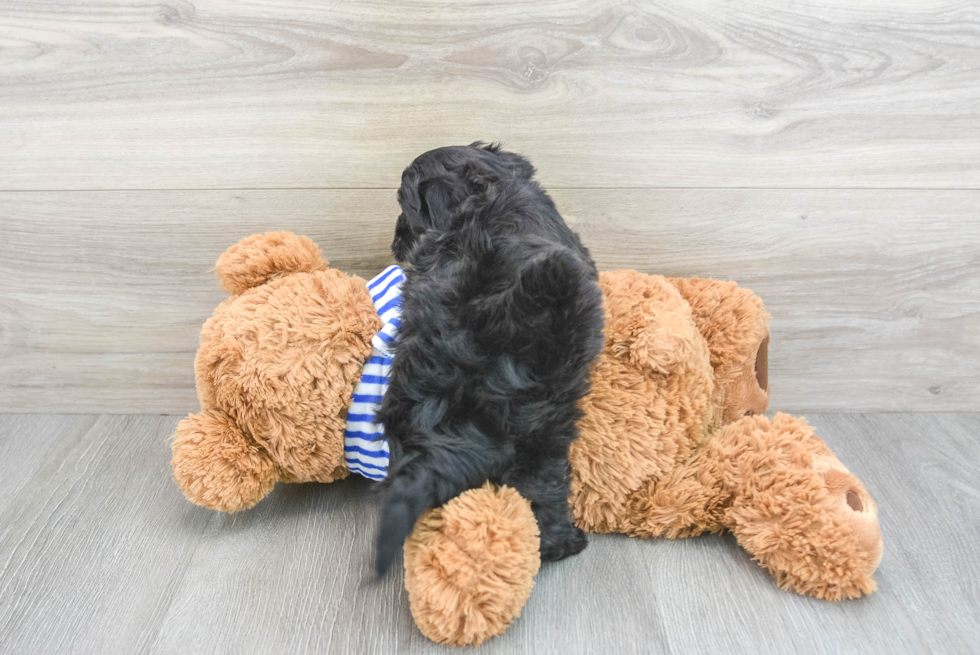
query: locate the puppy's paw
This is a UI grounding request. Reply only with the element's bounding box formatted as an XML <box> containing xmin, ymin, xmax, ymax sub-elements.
<box><xmin>565</xmin><ymin>525</ymin><xmax>589</xmax><ymax>557</ymax></box>
<box><xmin>540</xmin><ymin>525</ymin><xmax>588</xmax><ymax>562</ymax></box>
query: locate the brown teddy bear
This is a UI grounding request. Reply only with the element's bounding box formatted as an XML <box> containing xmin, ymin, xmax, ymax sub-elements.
<box><xmin>171</xmin><ymin>232</ymin><xmax>883</xmax><ymax>648</ymax></box>
<box><xmin>170</xmin><ymin>231</ymin><xmax>387</xmax><ymax>512</ymax></box>
<box><xmin>401</xmin><ymin>271</ymin><xmax>884</xmax><ymax>646</ymax></box>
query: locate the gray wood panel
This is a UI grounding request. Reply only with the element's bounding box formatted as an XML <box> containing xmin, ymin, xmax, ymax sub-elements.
<box><xmin>0</xmin><ymin>412</ymin><xmax>977</xmax><ymax>654</ymax></box>
<box><xmin>1</xmin><ymin>1</ymin><xmax>979</xmax><ymax>190</ymax></box>
<box><xmin>0</xmin><ymin>414</ymin><xmax>96</xmax><ymax>516</ymax></box>
<box><xmin>0</xmin><ymin>190</ymin><xmax>398</xmax><ymax>415</ymax></box>
<box><xmin>2</xmin><ymin>189</ymin><xmax>977</xmax><ymax>414</ymax></box>
<box><xmin>0</xmin><ymin>415</ymin><xmax>213</xmax><ymax>654</ymax></box>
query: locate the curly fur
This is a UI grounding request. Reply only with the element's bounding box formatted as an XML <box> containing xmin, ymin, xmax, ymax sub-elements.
<box><xmin>375</xmin><ymin>143</ymin><xmax>605</xmax><ymax>574</ymax></box>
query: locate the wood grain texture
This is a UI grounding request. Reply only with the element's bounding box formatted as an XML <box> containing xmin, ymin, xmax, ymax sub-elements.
<box><xmin>0</xmin><ymin>412</ymin><xmax>977</xmax><ymax>654</ymax></box>
<box><xmin>0</xmin><ymin>190</ymin><xmax>398</xmax><ymax>414</ymax></box>
<box><xmin>0</xmin><ymin>414</ymin><xmax>96</xmax><ymax>515</ymax></box>
<box><xmin>0</xmin><ymin>415</ymin><xmax>213</xmax><ymax>654</ymax></box>
<box><xmin>1</xmin><ymin>0</ymin><xmax>979</xmax><ymax>189</ymax></box>
<box><xmin>2</xmin><ymin>189</ymin><xmax>977</xmax><ymax>414</ymax></box>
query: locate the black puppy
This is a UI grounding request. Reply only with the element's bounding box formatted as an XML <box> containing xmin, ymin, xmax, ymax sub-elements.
<box><xmin>375</xmin><ymin>143</ymin><xmax>604</xmax><ymax>575</ymax></box>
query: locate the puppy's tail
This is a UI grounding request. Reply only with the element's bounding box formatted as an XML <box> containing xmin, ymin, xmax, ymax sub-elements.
<box><xmin>375</xmin><ymin>451</ymin><xmax>488</xmax><ymax>577</ymax></box>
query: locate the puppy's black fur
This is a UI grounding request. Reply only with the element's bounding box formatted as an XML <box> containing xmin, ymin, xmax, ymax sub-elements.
<box><xmin>375</xmin><ymin>143</ymin><xmax>604</xmax><ymax>575</ymax></box>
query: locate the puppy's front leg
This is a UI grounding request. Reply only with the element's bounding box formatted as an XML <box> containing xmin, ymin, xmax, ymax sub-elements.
<box><xmin>502</xmin><ymin>452</ymin><xmax>587</xmax><ymax>562</ymax></box>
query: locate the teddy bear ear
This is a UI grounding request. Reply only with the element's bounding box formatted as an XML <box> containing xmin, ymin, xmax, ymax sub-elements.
<box><xmin>666</xmin><ymin>277</ymin><xmax>772</xmax><ymax>422</ymax></box>
<box><xmin>602</xmin><ymin>271</ymin><xmax>706</xmax><ymax>376</ymax></box>
<box><xmin>611</xmin><ymin>306</ymin><xmax>702</xmax><ymax>375</ymax></box>
<box><xmin>214</xmin><ymin>231</ymin><xmax>328</xmax><ymax>295</ymax></box>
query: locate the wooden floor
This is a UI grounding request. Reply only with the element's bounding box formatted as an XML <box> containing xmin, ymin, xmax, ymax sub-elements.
<box><xmin>0</xmin><ymin>412</ymin><xmax>977</xmax><ymax>654</ymax></box>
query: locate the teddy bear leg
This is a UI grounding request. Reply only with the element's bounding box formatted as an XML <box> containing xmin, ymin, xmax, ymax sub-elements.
<box><xmin>712</xmin><ymin>413</ymin><xmax>883</xmax><ymax>600</ymax></box>
<box><xmin>171</xmin><ymin>409</ymin><xmax>280</xmax><ymax>512</ymax></box>
<box><xmin>403</xmin><ymin>483</ymin><xmax>541</xmax><ymax>647</ymax></box>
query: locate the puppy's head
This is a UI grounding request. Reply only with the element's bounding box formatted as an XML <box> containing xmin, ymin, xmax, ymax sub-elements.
<box><xmin>392</xmin><ymin>142</ymin><xmax>535</xmax><ymax>262</ymax></box>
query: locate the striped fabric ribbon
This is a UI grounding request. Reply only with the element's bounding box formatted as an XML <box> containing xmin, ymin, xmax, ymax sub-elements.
<box><xmin>343</xmin><ymin>265</ymin><xmax>403</xmax><ymax>481</ymax></box>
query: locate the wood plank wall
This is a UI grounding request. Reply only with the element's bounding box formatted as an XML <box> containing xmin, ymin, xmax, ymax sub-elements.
<box><xmin>1</xmin><ymin>0</ymin><xmax>978</xmax><ymax>413</ymax></box>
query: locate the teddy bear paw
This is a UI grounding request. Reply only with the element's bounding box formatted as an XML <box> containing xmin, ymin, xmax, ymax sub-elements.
<box><xmin>812</xmin><ymin>456</ymin><xmax>884</xmax><ymax>575</ymax></box>
<box><xmin>403</xmin><ymin>483</ymin><xmax>541</xmax><ymax>646</ymax></box>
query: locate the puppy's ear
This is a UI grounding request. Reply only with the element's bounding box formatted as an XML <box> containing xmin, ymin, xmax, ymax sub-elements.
<box><xmin>392</xmin><ymin>174</ymin><xmax>456</xmax><ymax>261</ymax></box>
<box><xmin>419</xmin><ymin>179</ymin><xmax>454</xmax><ymax>230</ymax></box>
<box><xmin>391</xmin><ymin>212</ymin><xmax>418</xmax><ymax>262</ymax></box>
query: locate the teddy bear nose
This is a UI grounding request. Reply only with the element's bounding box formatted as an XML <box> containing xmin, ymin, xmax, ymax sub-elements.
<box><xmin>744</xmin><ymin>410</ymin><xmax>755</xmax><ymax>417</ymax></box>
<box><xmin>846</xmin><ymin>489</ymin><xmax>864</xmax><ymax>512</ymax></box>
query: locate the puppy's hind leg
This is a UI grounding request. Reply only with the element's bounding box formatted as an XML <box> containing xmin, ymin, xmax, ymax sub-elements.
<box><xmin>502</xmin><ymin>452</ymin><xmax>587</xmax><ymax>562</ymax></box>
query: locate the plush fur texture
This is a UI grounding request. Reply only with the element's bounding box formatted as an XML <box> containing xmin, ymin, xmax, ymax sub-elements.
<box><xmin>404</xmin><ymin>271</ymin><xmax>883</xmax><ymax>646</ymax></box>
<box><xmin>404</xmin><ymin>483</ymin><xmax>540</xmax><ymax>647</ymax></box>
<box><xmin>376</xmin><ymin>143</ymin><xmax>605</xmax><ymax>575</ymax></box>
<box><xmin>171</xmin><ymin>232</ymin><xmax>381</xmax><ymax>511</ymax></box>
